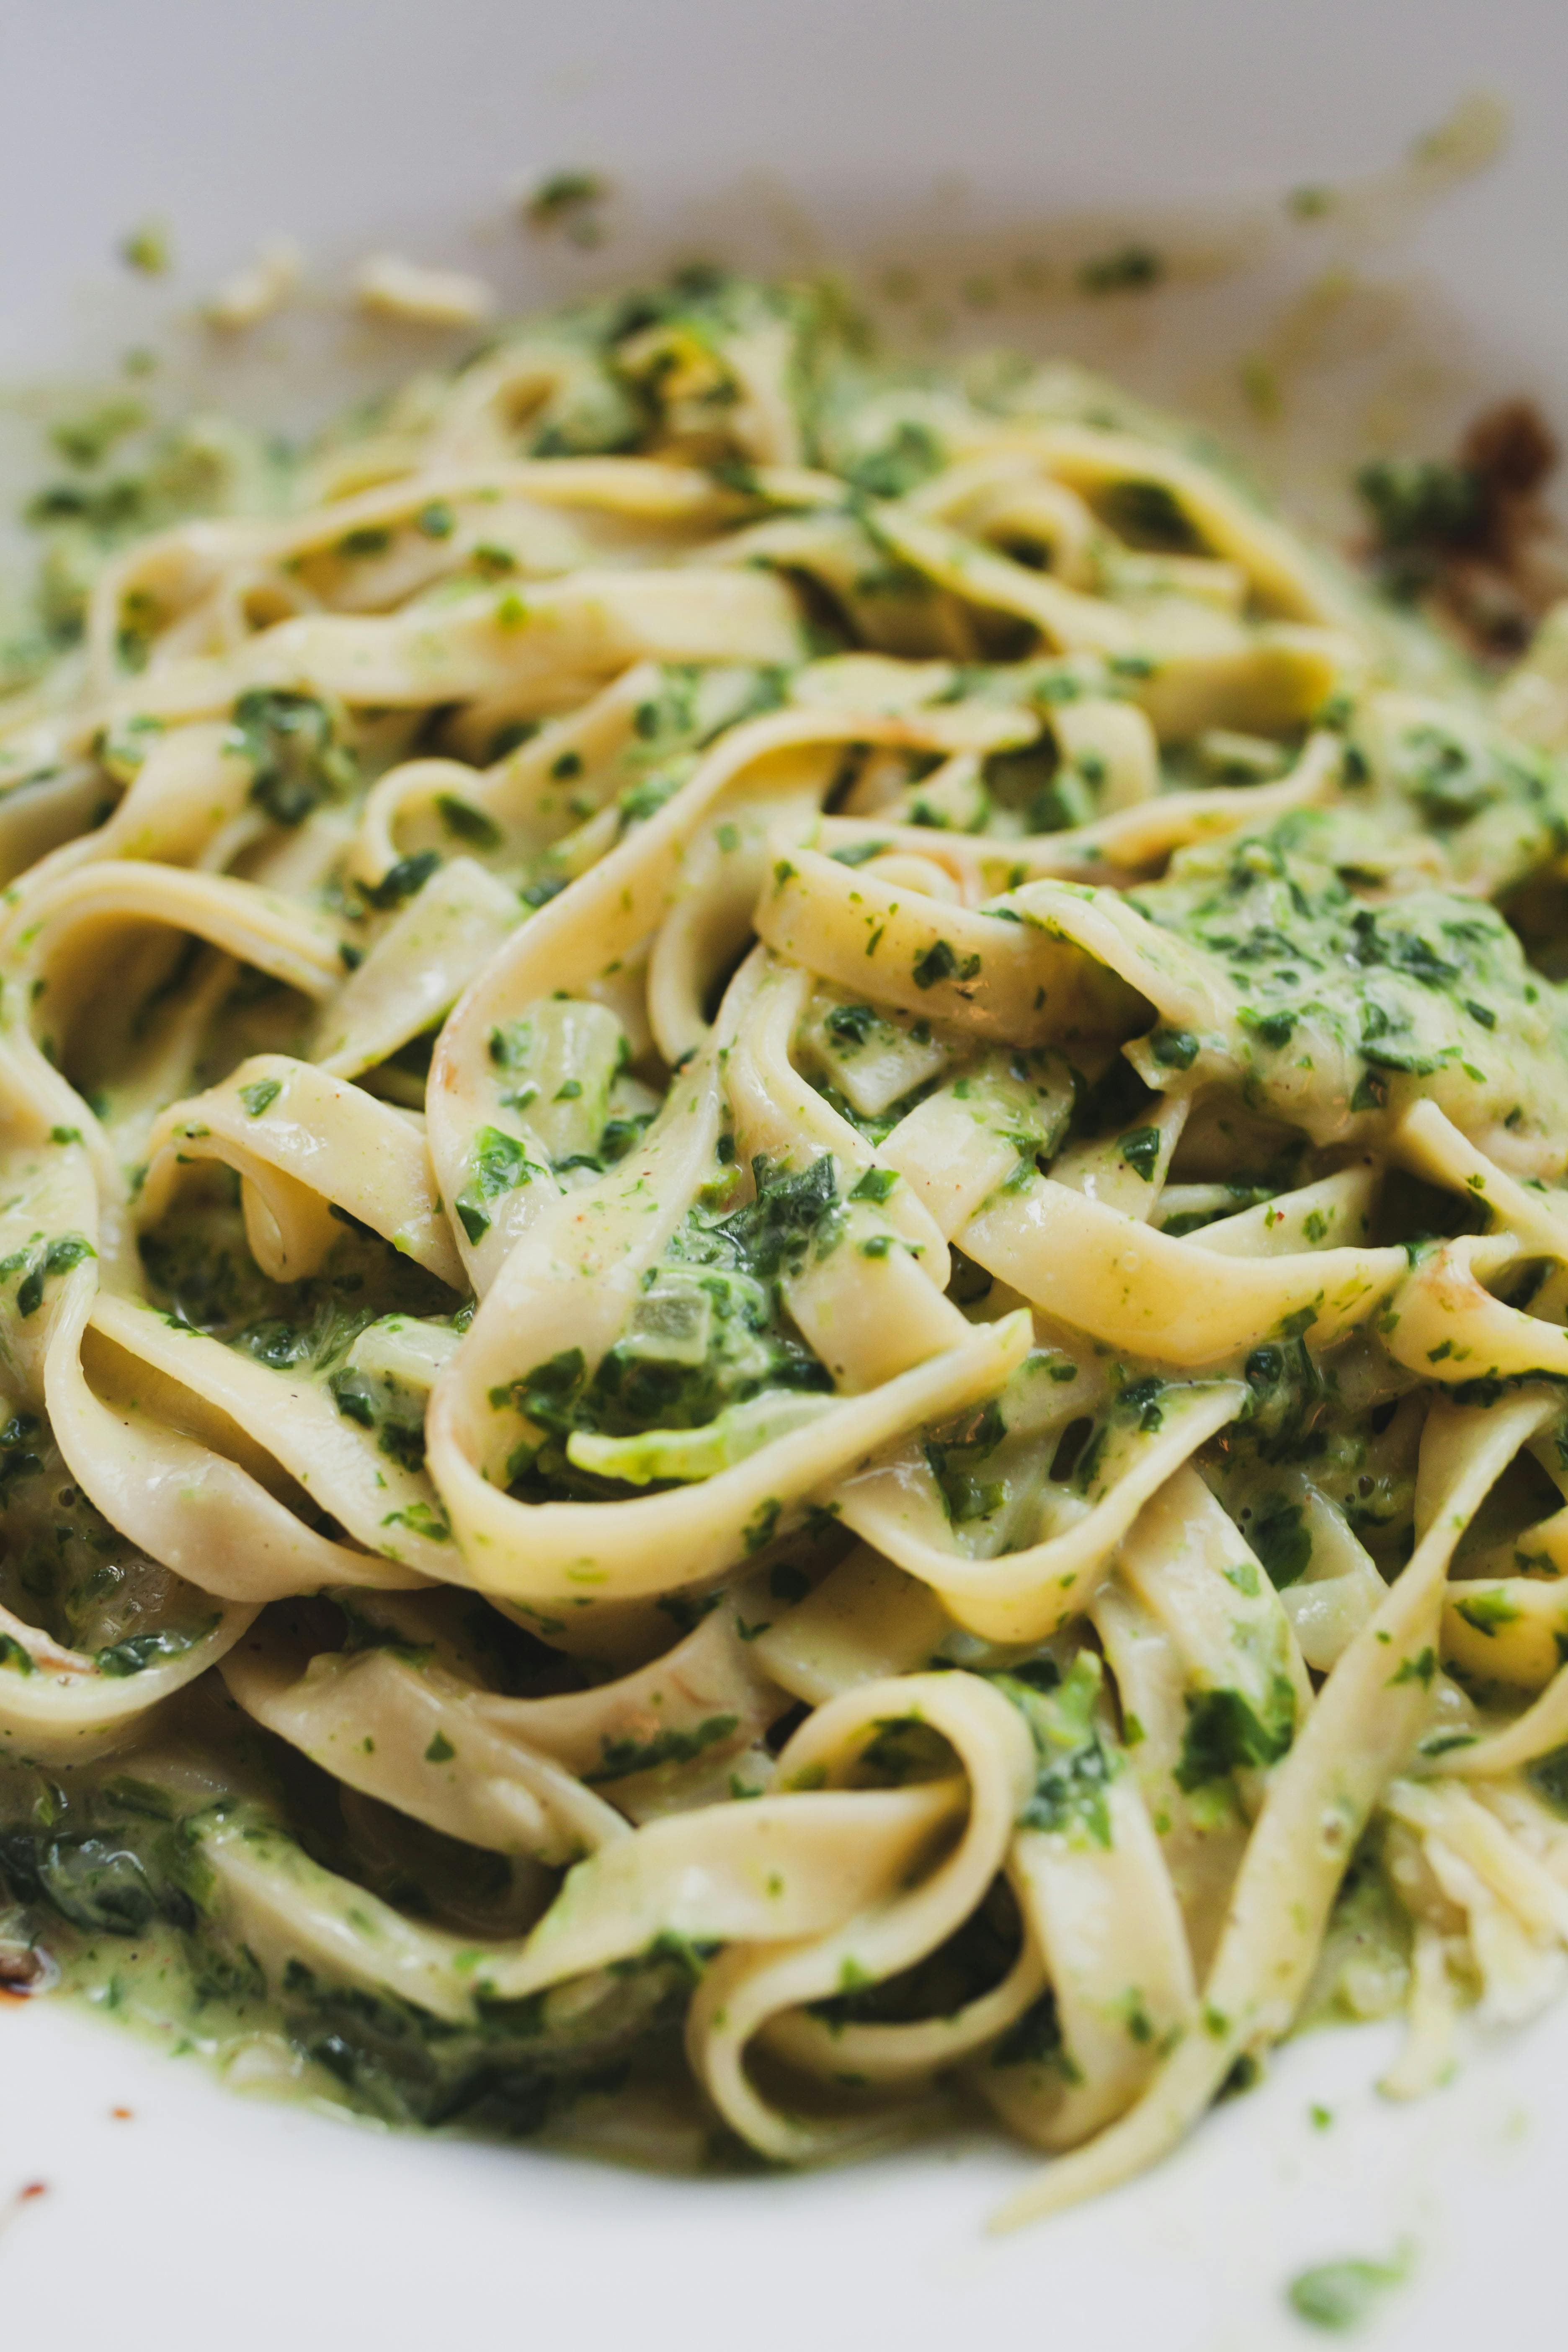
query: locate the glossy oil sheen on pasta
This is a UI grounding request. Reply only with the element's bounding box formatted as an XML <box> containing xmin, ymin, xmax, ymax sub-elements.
<box><xmin>4</xmin><ymin>271</ymin><xmax>1568</xmax><ymax>2220</ymax></box>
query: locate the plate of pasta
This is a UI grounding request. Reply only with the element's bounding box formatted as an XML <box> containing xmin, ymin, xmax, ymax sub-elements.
<box><xmin>5</xmin><ymin>2</ymin><xmax>1568</xmax><ymax>2346</ymax></box>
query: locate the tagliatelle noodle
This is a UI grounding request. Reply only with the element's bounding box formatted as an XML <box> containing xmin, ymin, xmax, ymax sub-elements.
<box><xmin>5</xmin><ymin>271</ymin><xmax>1568</xmax><ymax>2218</ymax></box>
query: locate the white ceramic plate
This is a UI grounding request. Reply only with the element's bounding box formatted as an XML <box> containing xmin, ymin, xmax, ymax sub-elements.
<box><xmin>2</xmin><ymin>5</ymin><xmax>1567</xmax><ymax>2343</ymax></box>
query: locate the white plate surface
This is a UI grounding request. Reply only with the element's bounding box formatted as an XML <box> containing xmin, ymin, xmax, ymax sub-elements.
<box><xmin>2</xmin><ymin>4</ymin><xmax>1567</xmax><ymax>2344</ymax></box>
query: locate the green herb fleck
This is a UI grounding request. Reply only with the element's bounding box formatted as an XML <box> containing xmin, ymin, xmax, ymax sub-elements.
<box><xmin>435</xmin><ymin>794</ymin><xmax>502</xmax><ymax>850</ymax></box>
<box><xmin>455</xmin><ymin>1127</ymin><xmax>540</xmax><ymax>1243</ymax></box>
<box><xmin>120</xmin><ymin>222</ymin><xmax>171</xmax><ymax>276</ymax></box>
<box><xmin>365</xmin><ymin>851</ymin><xmax>441</xmax><ymax>910</ymax></box>
<box><xmin>1117</xmin><ymin>1125</ymin><xmax>1161</xmax><ymax>1181</ymax></box>
<box><xmin>1077</xmin><ymin>244</ymin><xmax>1163</xmax><ymax>295</ymax></box>
<box><xmin>1286</xmin><ymin>2254</ymin><xmax>1408</xmax><ymax>2332</ymax></box>
<box><xmin>588</xmin><ymin>1712</ymin><xmax>738</xmax><ymax>1782</ymax></box>
<box><xmin>1175</xmin><ymin>1681</ymin><xmax>1295</xmax><ymax>1789</ymax></box>
<box><xmin>913</xmin><ymin>938</ymin><xmax>982</xmax><ymax>990</ymax></box>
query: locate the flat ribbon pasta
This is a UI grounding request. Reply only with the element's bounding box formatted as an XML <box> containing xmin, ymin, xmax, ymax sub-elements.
<box><xmin>5</xmin><ymin>267</ymin><xmax>1568</xmax><ymax>2223</ymax></box>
